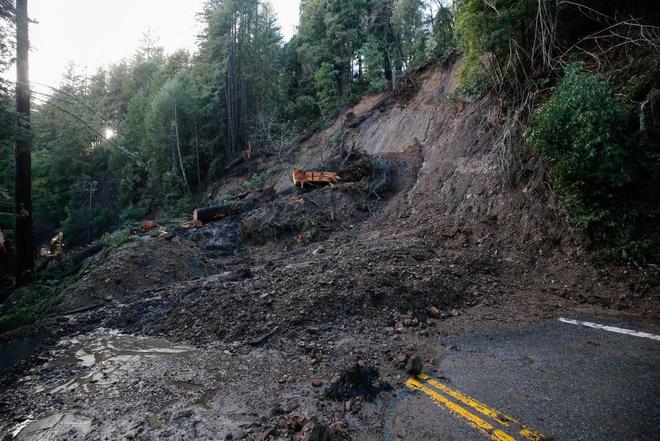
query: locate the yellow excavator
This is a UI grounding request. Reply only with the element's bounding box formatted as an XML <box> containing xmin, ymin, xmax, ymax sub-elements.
<box><xmin>40</xmin><ymin>231</ymin><xmax>63</xmax><ymax>258</ymax></box>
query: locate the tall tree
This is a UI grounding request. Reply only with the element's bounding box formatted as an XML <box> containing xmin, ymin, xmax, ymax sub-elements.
<box><xmin>14</xmin><ymin>0</ymin><xmax>33</xmax><ymax>284</ymax></box>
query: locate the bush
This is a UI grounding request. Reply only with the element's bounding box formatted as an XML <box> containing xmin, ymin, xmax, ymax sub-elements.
<box><xmin>527</xmin><ymin>63</ymin><xmax>660</xmax><ymax>262</ymax></box>
<box><xmin>243</xmin><ymin>173</ymin><xmax>265</xmax><ymax>189</ymax></box>
<box><xmin>0</xmin><ymin>285</ymin><xmax>54</xmax><ymax>332</ymax></box>
<box><xmin>454</xmin><ymin>0</ymin><xmax>536</xmax><ymax>94</ymax></box>
<box><xmin>101</xmin><ymin>228</ymin><xmax>137</xmax><ymax>249</ymax></box>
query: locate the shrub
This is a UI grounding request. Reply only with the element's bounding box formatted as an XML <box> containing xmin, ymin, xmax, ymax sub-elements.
<box><xmin>527</xmin><ymin>63</ymin><xmax>659</xmax><ymax>262</ymax></box>
<box><xmin>243</xmin><ymin>173</ymin><xmax>265</xmax><ymax>189</ymax></box>
<box><xmin>0</xmin><ymin>285</ymin><xmax>54</xmax><ymax>332</ymax></box>
<box><xmin>454</xmin><ymin>0</ymin><xmax>536</xmax><ymax>94</ymax></box>
<box><xmin>102</xmin><ymin>228</ymin><xmax>137</xmax><ymax>249</ymax></box>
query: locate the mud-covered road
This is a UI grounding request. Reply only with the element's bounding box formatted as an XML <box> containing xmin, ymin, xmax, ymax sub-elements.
<box><xmin>3</xmin><ymin>312</ymin><xmax>658</xmax><ymax>440</ymax></box>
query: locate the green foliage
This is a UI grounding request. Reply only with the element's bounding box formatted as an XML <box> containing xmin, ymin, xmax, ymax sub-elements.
<box><xmin>454</xmin><ymin>0</ymin><xmax>536</xmax><ymax>94</ymax></box>
<box><xmin>361</xmin><ymin>37</ymin><xmax>388</xmax><ymax>93</ymax></box>
<box><xmin>101</xmin><ymin>228</ymin><xmax>138</xmax><ymax>249</ymax></box>
<box><xmin>427</xmin><ymin>5</ymin><xmax>455</xmax><ymax>60</ymax></box>
<box><xmin>527</xmin><ymin>64</ymin><xmax>660</xmax><ymax>262</ymax></box>
<box><xmin>243</xmin><ymin>173</ymin><xmax>265</xmax><ymax>189</ymax></box>
<box><xmin>314</xmin><ymin>63</ymin><xmax>339</xmax><ymax>120</ymax></box>
<box><xmin>0</xmin><ymin>285</ymin><xmax>54</xmax><ymax>332</ymax></box>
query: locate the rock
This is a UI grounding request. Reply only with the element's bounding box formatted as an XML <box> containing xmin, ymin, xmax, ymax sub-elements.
<box><xmin>284</xmin><ymin>413</ymin><xmax>306</xmax><ymax>431</ymax></box>
<box><xmin>238</xmin><ymin>268</ymin><xmax>253</xmax><ymax>279</ymax></box>
<box><xmin>296</xmin><ymin>421</ymin><xmax>326</xmax><ymax>441</ymax></box>
<box><xmin>325</xmin><ymin>364</ymin><xmax>386</xmax><ymax>401</ymax></box>
<box><xmin>233</xmin><ymin>430</ymin><xmax>246</xmax><ymax>440</ymax></box>
<box><xmin>406</xmin><ymin>355</ymin><xmax>423</xmax><ymax>375</ymax></box>
<box><xmin>311</xmin><ymin>378</ymin><xmax>323</xmax><ymax>387</ymax></box>
<box><xmin>256</xmin><ymin>427</ymin><xmax>276</xmax><ymax>441</ymax></box>
<box><xmin>427</xmin><ymin>306</ymin><xmax>441</xmax><ymax>318</ymax></box>
<box><xmin>270</xmin><ymin>406</ymin><xmax>286</xmax><ymax>416</ymax></box>
<box><xmin>312</xmin><ymin>246</ymin><xmax>325</xmax><ymax>255</ymax></box>
<box><xmin>147</xmin><ymin>415</ymin><xmax>161</xmax><ymax>429</ymax></box>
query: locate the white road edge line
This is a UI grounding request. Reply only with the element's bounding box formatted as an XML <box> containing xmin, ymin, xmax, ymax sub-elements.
<box><xmin>558</xmin><ymin>318</ymin><xmax>660</xmax><ymax>341</ymax></box>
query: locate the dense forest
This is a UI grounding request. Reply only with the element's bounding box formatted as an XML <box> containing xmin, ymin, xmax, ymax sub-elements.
<box><xmin>0</xmin><ymin>0</ymin><xmax>658</xmax><ymax>271</ymax></box>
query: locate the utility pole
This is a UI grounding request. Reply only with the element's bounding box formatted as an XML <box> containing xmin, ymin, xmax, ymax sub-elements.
<box><xmin>83</xmin><ymin>180</ymin><xmax>97</xmax><ymax>245</ymax></box>
<box><xmin>14</xmin><ymin>0</ymin><xmax>33</xmax><ymax>285</ymax></box>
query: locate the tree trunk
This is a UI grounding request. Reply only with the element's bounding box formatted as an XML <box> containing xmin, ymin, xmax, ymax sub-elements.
<box><xmin>173</xmin><ymin>104</ymin><xmax>192</xmax><ymax>195</ymax></box>
<box><xmin>194</xmin><ymin>117</ymin><xmax>201</xmax><ymax>185</ymax></box>
<box><xmin>192</xmin><ymin>206</ymin><xmax>235</xmax><ymax>224</ymax></box>
<box><xmin>14</xmin><ymin>0</ymin><xmax>34</xmax><ymax>285</ymax></box>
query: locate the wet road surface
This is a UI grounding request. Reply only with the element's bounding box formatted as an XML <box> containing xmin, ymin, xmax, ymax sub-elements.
<box><xmin>386</xmin><ymin>316</ymin><xmax>660</xmax><ymax>441</ymax></box>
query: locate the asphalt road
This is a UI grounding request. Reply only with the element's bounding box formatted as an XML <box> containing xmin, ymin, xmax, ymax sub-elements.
<box><xmin>385</xmin><ymin>315</ymin><xmax>660</xmax><ymax>441</ymax></box>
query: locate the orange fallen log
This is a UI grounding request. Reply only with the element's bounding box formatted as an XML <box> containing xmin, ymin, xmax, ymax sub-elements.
<box><xmin>292</xmin><ymin>169</ymin><xmax>340</xmax><ymax>188</ymax></box>
<box><xmin>141</xmin><ymin>220</ymin><xmax>162</xmax><ymax>233</ymax></box>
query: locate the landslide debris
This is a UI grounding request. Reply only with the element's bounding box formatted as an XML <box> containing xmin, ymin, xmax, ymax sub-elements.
<box><xmin>52</xmin><ymin>235</ymin><xmax>218</xmax><ymax>314</ymax></box>
<box><xmin>325</xmin><ymin>364</ymin><xmax>390</xmax><ymax>402</ymax></box>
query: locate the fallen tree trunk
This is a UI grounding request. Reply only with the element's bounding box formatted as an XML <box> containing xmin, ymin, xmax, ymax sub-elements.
<box><xmin>193</xmin><ymin>206</ymin><xmax>235</xmax><ymax>224</ymax></box>
<box><xmin>70</xmin><ymin>242</ymin><xmax>104</xmax><ymax>265</ymax></box>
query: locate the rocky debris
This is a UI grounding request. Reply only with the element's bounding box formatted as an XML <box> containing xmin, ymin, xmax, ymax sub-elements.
<box><xmin>181</xmin><ymin>216</ymin><xmax>241</xmax><ymax>257</ymax></box>
<box><xmin>406</xmin><ymin>355</ymin><xmax>424</xmax><ymax>375</ymax></box>
<box><xmin>226</xmin><ymin>429</ymin><xmax>247</xmax><ymax>440</ymax></box>
<box><xmin>296</xmin><ymin>420</ymin><xmax>328</xmax><ymax>441</ymax></box>
<box><xmin>325</xmin><ymin>364</ymin><xmax>389</xmax><ymax>402</ymax></box>
<box><xmin>282</xmin><ymin>414</ymin><xmax>340</xmax><ymax>441</ymax></box>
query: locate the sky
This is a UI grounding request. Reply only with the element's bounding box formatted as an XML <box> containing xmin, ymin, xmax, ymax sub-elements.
<box><xmin>5</xmin><ymin>0</ymin><xmax>300</xmax><ymax>88</ymax></box>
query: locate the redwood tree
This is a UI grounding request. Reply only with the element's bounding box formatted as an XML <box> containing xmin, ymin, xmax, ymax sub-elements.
<box><xmin>14</xmin><ymin>0</ymin><xmax>33</xmax><ymax>284</ymax></box>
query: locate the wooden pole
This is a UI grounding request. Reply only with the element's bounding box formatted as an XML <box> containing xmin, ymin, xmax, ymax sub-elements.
<box><xmin>14</xmin><ymin>0</ymin><xmax>34</xmax><ymax>284</ymax></box>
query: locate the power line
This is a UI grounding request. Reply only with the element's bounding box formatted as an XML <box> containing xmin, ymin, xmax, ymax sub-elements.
<box><xmin>13</xmin><ymin>79</ymin><xmax>110</xmax><ymax>128</ymax></box>
<box><xmin>31</xmin><ymin>94</ymin><xmax>141</xmax><ymax>161</ymax></box>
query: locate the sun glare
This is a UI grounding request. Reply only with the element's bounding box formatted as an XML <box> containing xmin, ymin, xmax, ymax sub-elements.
<box><xmin>104</xmin><ymin>128</ymin><xmax>116</xmax><ymax>139</ymax></box>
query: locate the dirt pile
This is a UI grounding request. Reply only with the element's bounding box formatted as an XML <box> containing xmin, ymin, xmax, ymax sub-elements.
<box><xmin>52</xmin><ymin>235</ymin><xmax>218</xmax><ymax>314</ymax></box>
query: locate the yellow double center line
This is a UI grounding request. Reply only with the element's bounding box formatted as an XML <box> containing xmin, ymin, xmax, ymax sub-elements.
<box><xmin>405</xmin><ymin>374</ymin><xmax>545</xmax><ymax>441</ymax></box>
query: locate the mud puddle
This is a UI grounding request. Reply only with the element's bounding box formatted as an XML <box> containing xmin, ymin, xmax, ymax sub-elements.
<box><xmin>8</xmin><ymin>330</ymin><xmax>200</xmax><ymax>439</ymax></box>
<box><xmin>3</xmin><ymin>329</ymin><xmax>322</xmax><ymax>440</ymax></box>
<box><xmin>0</xmin><ymin>330</ymin><xmax>50</xmax><ymax>377</ymax></box>
<box><xmin>39</xmin><ymin>329</ymin><xmax>194</xmax><ymax>396</ymax></box>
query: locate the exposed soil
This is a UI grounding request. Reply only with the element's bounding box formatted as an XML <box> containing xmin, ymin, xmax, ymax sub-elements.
<box><xmin>1</xmin><ymin>55</ymin><xmax>657</xmax><ymax>440</ymax></box>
